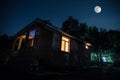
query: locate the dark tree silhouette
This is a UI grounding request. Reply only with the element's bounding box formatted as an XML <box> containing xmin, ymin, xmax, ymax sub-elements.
<box><xmin>61</xmin><ymin>16</ymin><xmax>79</xmax><ymax>37</ymax></box>
<box><xmin>78</xmin><ymin>23</ymin><xmax>88</xmax><ymax>39</ymax></box>
<box><xmin>0</xmin><ymin>34</ymin><xmax>12</xmax><ymax>64</ymax></box>
<box><xmin>43</xmin><ymin>20</ymin><xmax>52</xmax><ymax>25</ymax></box>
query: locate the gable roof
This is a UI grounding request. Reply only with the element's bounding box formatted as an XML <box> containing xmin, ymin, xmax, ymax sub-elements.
<box><xmin>14</xmin><ymin>17</ymin><xmax>84</xmax><ymax>43</ymax></box>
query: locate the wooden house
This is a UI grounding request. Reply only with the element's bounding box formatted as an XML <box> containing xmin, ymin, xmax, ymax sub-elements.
<box><xmin>11</xmin><ymin>18</ymin><xmax>91</xmax><ymax>69</ymax></box>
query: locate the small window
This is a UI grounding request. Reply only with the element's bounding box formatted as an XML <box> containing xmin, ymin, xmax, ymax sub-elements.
<box><xmin>61</xmin><ymin>36</ymin><xmax>70</xmax><ymax>53</ymax></box>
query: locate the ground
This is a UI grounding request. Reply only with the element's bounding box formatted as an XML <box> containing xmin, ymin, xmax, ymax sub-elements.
<box><xmin>0</xmin><ymin>63</ymin><xmax>120</xmax><ymax>80</ymax></box>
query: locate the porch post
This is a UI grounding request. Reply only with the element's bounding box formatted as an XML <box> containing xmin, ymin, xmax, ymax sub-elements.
<box><xmin>24</xmin><ymin>31</ymin><xmax>30</xmax><ymax>50</ymax></box>
<box><xmin>17</xmin><ymin>37</ymin><xmax>23</xmax><ymax>50</ymax></box>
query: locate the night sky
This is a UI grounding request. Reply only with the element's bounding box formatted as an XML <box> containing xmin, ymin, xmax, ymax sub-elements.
<box><xmin>1</xmin><ymin>0</ymin><xmax>120</xmax><ymax>36</ymax></box>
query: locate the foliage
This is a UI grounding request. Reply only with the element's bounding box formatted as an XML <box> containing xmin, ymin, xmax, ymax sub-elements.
<box><xmin>61</xmin><ymin>16</ymin><xmax>120</xmax><ymax>62</ymax></box>
<box><xmin>61</xmin><ymin>16</ymin><xmax>79</xmax><ymax>37</ymax></box>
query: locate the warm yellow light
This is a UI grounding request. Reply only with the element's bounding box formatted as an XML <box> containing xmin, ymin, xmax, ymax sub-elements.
<box><xmin>62</xmin><ymin>36</ymin><xmax>69</xmax><ymax>41</ymax></box>
<box><xmin>21</xmin><ymin>35</ymin><xmax>26</xmax><ymax>38</ymax></box>
<box><xmin>18</xmin><ymin>35</ymin><xmax>34</xmax><ymax>39</ymax></box>
<box><xmin>61</xmin><ymin>36</ymin><xmax>70</xmax><ymax>53</ymax></box>
<box><xmin>61</xmin><ymin>40</ymin><xmax>65</xmax><ymax>51</ymax></box>
<box><xmin>17</xmin><ymin>34</ymin><xmax>34</xmax><ymax>49</ymax></box>
<box><xmin>85</xmin><ymin>42</ymin><xmax>91</xmax><ymax>49</ymax></box>
<box><xmin>31</xmin><ymin>39</ymin><xmax>34</xmax><ymax>47</ymax></box>
<box><xmin>85</xmin><ymin>42</ymin><xmax>91</xmax><ymax>46</ymax></box>
<box><xmin>29</xmin><ymin>36</ymin><xmax>34</xmax><ymax>39</ymax></box>
<box><xmin>65</xmin><ymin>42</ymin><xmax>69</xmax><ymax>52</ymax></box>
<box><xmin>85</xmin><ymin>45</ymin><xmax>89</xmax><ymax>49</ymax></box>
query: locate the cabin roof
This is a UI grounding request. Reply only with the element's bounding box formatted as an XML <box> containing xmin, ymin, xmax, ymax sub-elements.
<box><xmin>14</xmin><ymin>17</ymin><xmax>85</xmax><ymax>43</ymax></box>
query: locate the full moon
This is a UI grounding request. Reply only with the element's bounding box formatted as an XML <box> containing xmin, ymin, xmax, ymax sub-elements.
<box><xmin>94</xmin><ymin>6</ymin><xmax>101</xmax><ymax>13</ymax></box>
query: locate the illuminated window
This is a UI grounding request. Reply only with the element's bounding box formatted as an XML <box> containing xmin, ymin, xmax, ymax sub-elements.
<box><xmin>85</xmin><ymin>45</ymin><xmax>89</xmax><ymax>49</ymax></box>
<box><xmin>61</xmin><ymin>36</ymin><xmax>70</xmax><ymax>53</ymax></box>
<box><xmin>17</xmin><ymin>30</ymin><xmax>35</xmax><ymax>49</ymax></box>
<box><xmin>28</xmin><ymin>29</ymin><xmax>36</xmax><ymax>47</ymax></box>
<box><xmin>85</xmin><ymin>42</ymin><xmax>91</xmax><ymax>49</ymax></box>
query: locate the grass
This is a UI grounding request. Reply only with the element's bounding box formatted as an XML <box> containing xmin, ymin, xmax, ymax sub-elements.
<box><xmin>0</xmin><ymin>63</ymin><xmax>120</xmax><ymax>80</ymax></box>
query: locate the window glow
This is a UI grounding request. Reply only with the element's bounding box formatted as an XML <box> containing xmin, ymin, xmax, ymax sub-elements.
<box><xmin>28</xmin><ymin>29</ymin><xmax>35</xmax><ymax>47</ymax></box>
<box><xmin>16</xmin><ymin>30</ymin><xmax>35</xmax><ymax>49</ymax></box>
<box><xmin>86</xmin><ymin>43</ymin><xmax>91</xmax><ymax>46</ymax></box>
<box><xmin>61</xmin><ymin>36</ymin><xmax>70</xmax><ymax>53</ymax></box>
<box><xmin>65</xmin><ymin>42</ymin><xmax>69</xmax><ymax>52</ymax></box>
<box><xmin>61</xmin><ymin>40</ymin><xmax>65</xmax><ymax>51</ymax></box>
<box><xmin>85</xmin><ymin>45</ymin><xmax>89</xmax><ymax>49</ymax></box>
<box><xmin>85</xmin><ymin>42</ymin><xmax>91</xmax><ymax>49</ymax></box>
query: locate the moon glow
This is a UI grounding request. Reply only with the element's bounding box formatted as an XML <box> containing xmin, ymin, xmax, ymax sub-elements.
<box><xmin>94</xmin><ymin>6</ymin><xmax>101</xmax><ymax>13</ymax></box>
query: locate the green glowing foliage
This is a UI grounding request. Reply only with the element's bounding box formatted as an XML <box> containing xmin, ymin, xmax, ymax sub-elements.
<box><xmin>91</xmin><ymin>53</ymin><xmax>98</xmax><ymax>62</ymax></box>
<box><xmin>90</xmin><ymin>50</ymin><xmax>114</xmax><ymax>63</ymax></box>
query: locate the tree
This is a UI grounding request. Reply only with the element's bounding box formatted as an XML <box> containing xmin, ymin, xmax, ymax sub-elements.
<box><xmin>87</xmin><ymin>26</ymin><xmax>99</xmax><ymax>45</ymax></box>
<box><xmin>0</xmin><ymin>34</ymin><xmax>12</xmax><ymax>64</ymax></box>
<box><xmin>61</xmin><ymin>16</ymin><xmax>79</xmax><ymax>37</ymax></box>
<box><xmin>78</xmin><ymin>23</ymin><xmax>88</xmax><ymax>39</ymax></box>
<box><xmin>61</xmin><ymin>16</ymin><xmax>120</xmax><ymax>63</ymax></box>
<box><xmin>43</xmin><ymin>20</ymin><xmax>52</xmax><ymax>25</ymax></box>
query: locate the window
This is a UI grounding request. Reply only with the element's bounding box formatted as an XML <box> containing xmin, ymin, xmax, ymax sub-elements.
<box><xmin>85</xmin><ymin>42</ymin><xmax>91</xmax><ymax>49</ymax></box>
<box><xmin>28</xmin><ymin>29</ymin><xmax>36</xmax><ymax>47</ymax></box>
<box><xmin>61</xmin><ymin>36</ymin><xmax>70</xmax><ymax>53</ymax></box>
<box><xmin>16</xmin><ymin>29</ymin><xmax>36</xmax><ymax>49</ymax></box>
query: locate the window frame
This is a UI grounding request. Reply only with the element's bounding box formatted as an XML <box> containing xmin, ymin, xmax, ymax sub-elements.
<box><xmin>61</xmin><ymin>36</ymin><xmax>70</xmax><ymax>53</ymax></box>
